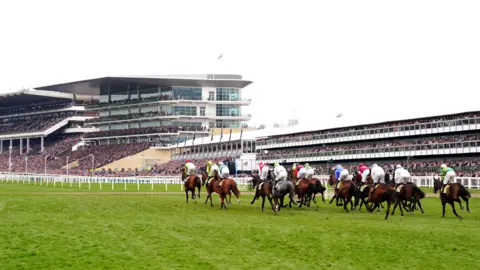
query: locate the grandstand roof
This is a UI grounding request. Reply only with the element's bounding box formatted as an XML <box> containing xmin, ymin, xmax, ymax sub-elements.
<box><xmin>0</xmin><ymin>89</ymin><xmax>74</xmax><ymax>107</ymax></box>
<box><xmin>176</xmin><ymin>128</ymin><xmax>275</xmax><ymax>147</ymax></box>
<box><xmin>35</xmin><ymin>75</ymin><xmax>253</xmax><ymax>96</ymax></box>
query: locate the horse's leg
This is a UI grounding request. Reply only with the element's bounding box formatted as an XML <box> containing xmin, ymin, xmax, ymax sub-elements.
<box><xmin>449</xmin><ymin>201</ymin><xmax>462</xmax><ymax>219</ymax></box>
<box><xmin>442</xmin><ymin>198</ymin><xmax>446</xmax><ymax>217</ymax></box>
<box><xmin>191</xmin><ymin>187</ymin><xmax>196</xmax><ymax>200</ymax></box>
<box><xmin>221</xmin><ymin>193</ymin><xmax>227</xmax><ymax>210</ymax></box>
<box><xmin>268</xmin><ymin>195</ymin><xmax>276</xmax><ymax>214</ymax></box>
<box><xmin>463</xmin><ymin>197</ymin><xmax>470</xmax><ymax>213</ymax></box>
<box><xmin>416</xmin><ymin>198</ymin><xmax>425</xmax><ymax>214</ymax></box>
<box><xmin>328</xmin><ymin>194</ymin><xmax>336</xmax><ymax>205</ymax></box>
<box><xmin>251</xmin><ymin>190</ymin><xmax>259</xmax><ymax>204</ymax></box>
<box><xmin>321</xmin><ymin>191</ymin><xmax>325</xmax><ymax>203</ymax></box>
<box><xmin>197</xmin><ymin>184</ymin><xmax>201</xmax><ymax>200</ymax></box>
<box><xmin>384</xmin><ymin>200</ymin><xmax>392</xmax><ymax>220</ymax></box>
<box><xmin>209</xmin><ymin>189</ymin><xmax>214</xmax><ymax>207</ymax></box>
<box><xmin>343</xmin><ymin>196</ymin><xmax>350</xmax><ymax>213</ymax></box>
<box><xmin>261</xmin><ymin>195</ymin><xmax>265</xmax><ymax>212</ymax></box>
<box><xmin>457</xmin><ymin>199</ymin><xmax>464</xmax><ymax>210</ymax></box>
<box><xmin>185</xmin><ymin>189</ymin><xmax>189</xmax><ymax>203</ymax></box>
<box><xmin>391</xmin><ymin>199</ymin><xmax>398</xmax><ymax>215</ymax></box>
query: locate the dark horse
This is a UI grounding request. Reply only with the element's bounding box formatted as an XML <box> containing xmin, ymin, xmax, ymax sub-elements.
<box><xmin>305</xmin><ymin>178</ymin><xmax>327</xmax><ymax>205</ymax></box>
<box><xmin>182</xmin><ymin>171</ymin><xmax>203</xmax><ymax>203</ymax></box>
<box><xmin>288</xmin><ymin>169</ymin><xmax>311</xmax><ymax>208</ymax></box>
<box><xmin>433</xmin><ymin>177</ymin><xmax>471</xmax><ymax>219</ymax></box>
<box><xmin>366</xmin><ymin>173</ymin><xmax>399</xmax><ymax>220</ymax></box>
<box><xmin>391</xmin><ymin>183</ymin><xmax>425</xmax><ymax>215</ymax></box>
<box><xmin>204</xmin><ymin>170</ymin><xmax>241</xmax><ymax>210</ymax></box>
<box><xmin>328</xmin><ymin>173</ymin><xmax>358</xmax><ymax>212</ymax></box>
<box><xmin>250</xmin><ymin>170</ymin><xmax>275</xmax><ymax>213</ymax></box>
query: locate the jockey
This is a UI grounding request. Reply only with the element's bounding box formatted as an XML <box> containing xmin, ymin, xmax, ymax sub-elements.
<box><xmin>273</xmin><ymin>162</ymin><xmax>287</xmax><ymax>189</ymax></box>
<box><xmin>207</xmin><ymin>160</ymin><xmax>219</xmax><ymax>183</ymax></box>
<box><xmin>297</xmin><ymin>164</ymin><xmax>306</xmax><ymax>179</ymax></box>
<box><xmin>183</xmin><ymin>160</ymin><xmax>195</xmax><ymax>182</ymax></box>
<box><xmin>371</xmin><ymin>164</ymin><xmax>385</xmax><ymax>185</ymax></box>
<box><xmin>259</xmin><ymin>162</ymin><xmax>270</xmax><ymax>181</ymax></box>
<box><xmin>358</xmin><ymin>163</ymin><xmax>370</xmax><ymax>184</ymax></box>
<box><xmin>304</xmin><ymin>163</ymin><xmax>315</xmax><ymax>178</ymax></box>
<box><xmin>440</xmin><ymin>164</ymin><xmax>456</xmax><ymax>193</ymax></box>
<box><xmin>334</xmin><ymin>164</ymin><xmax>349</xmax><ymax>189</ymax></box>
<box><xmin>394</xmin><ymin>164</ymin><xmax>411</xmax><ymax>185</ymax></box>
<box><xmin>217</xmin><ymin>161</ymin><xmax>230</xmax><ymax>188</ymax></box>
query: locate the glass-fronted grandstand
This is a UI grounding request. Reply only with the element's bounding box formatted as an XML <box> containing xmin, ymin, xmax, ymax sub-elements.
<box><xmin>36</xmin><ymin>74</ymin><xmax>253</xmax><ymax>146</ymax></box>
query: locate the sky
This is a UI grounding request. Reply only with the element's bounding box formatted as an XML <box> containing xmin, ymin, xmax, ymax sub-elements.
<box><xmin>0</xmin><ymin>0</ymin><xmax>479</xmax><ymax>128</ymax></box>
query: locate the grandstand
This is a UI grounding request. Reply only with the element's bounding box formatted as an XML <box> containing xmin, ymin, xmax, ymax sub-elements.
<box><xmin>256</xmin><ymin>111</ymin><xmax>480</xmax><ymax>177</ymax></box>
<box><xmin>36</xmin><ymin>74</ymin><xmax>253</xmax><ymax>147</ymax></box>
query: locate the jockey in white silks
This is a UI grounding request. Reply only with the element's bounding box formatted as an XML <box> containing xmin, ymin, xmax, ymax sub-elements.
<box><xmin>334</xmin><ymin>164</ymin><xmax>349</xmax><ymax>189</ymax></box>
<box><xmin>297</xmin><ymin>165</ymin><xmax>307</xmax><ymax>179</ymax></box>
<box><xmin>371</xmin><ymin>164</ymin><xmax>386</xmax><ymax>184</ymax></box>
<box><xmin>394</xmin><ymin>164</ymin><xmax>411</xmax><ymax>185</ymax></box>
<box><xmin>183</xmin><ymin>160</ymin><xmax>196</xmax><ymax>182</ymax></box>
<box><xmin>273</xmin><ymin>162</ymin><xmax>287</xmax><ymax>189</ymax></box>
<box><xmin>259</xmin><ymin>162</ymin><xmax>270</xmax><ymax>182</ymax></box>
<box><xmin>217</xmin><ymin>161</ymin><xmax>230</xmax><ymax>188</ymax></box>
<box><xmin>207</xmin><ymin>160</ymin><xmax>219</xmax><ymax>181</ymax></box>
<box><xmin>304</xmin><ymin>163</ymin><xmax>315</xmax><ymax>178</ymax></box>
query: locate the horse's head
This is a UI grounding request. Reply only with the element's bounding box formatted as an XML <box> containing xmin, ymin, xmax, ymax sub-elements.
<box><xmin>366</xmin><ymin>171</ymin><xmax>374</xmax><ymax>185</ymax></box>
<box><xmin>328</xmin><ymin>173</ymin><xmax>335</xmax><ymax>186</ymax></box>
<box><xmin>267</xmin><ymin>169</ymin><xmax>275</xmax><ymax>181</ymax></box>
<box><xmin>432</xmin><ymin>175</ymin><xmax>442</xmax><ymax>193</ymax></box>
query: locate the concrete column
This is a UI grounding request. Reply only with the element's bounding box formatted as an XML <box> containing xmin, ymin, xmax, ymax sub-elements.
<box><xmin>19</xmin><ymin>138</ymin><xmax>23</xmax><ymax>154</ymax></box>
<box><xmin>10</xmin><ymin>139</ymin><xmax>12</xmax><ymax>149</ymax></box>
<box><xmin>0</xmin><ymin>140</ymin><xmax>3</xmax><ymax>154</ymax></box>
<box><xmin>26</xmin><ymin>138</ymin><xmax>30</xmax><ymax>153</ymax></box>
<box><xmin>41</xmin><ymin>137</ymin><xmax>44</xmax><ymax>152</ymax></box>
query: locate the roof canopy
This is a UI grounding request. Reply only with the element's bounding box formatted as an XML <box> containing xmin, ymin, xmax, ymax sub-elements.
<box><xmin>35</xmin><ymin>75</ymin><xmax>253</xmax><ymax>96</ymax></box>
<box><xmin>0</xmin><ymin>89</ymin><xmax>74</xmax><ymax>108</ymax></box>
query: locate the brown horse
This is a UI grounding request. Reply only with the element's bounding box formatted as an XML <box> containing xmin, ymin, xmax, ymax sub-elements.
<box><xmin>250</xmin><ymin>170</ymin><xmax>275</xmax><ymax>213</ymax></box>
<box><xmin>328</xmin><ymin>173</ymin><xmax>357</xmax><ymax>212</ymax></box>
<box><xmin>288</xmin><ymin>169</ymin><xmax>311</xmax><ymax>208</ymax></box>
<box><xmin>433</xmin><ymin>178</ymin><xmax>471</xmax><ymax>219</ymax></box>
<box><xmin>200</xmin><ymin>168</ymin><xmax>233</xmax><ymax>204</ymax></box>
<box><xmin>204</xmin><ymin>170</ymin><xmax>241</xmax><ymax>210</ymax></box>
<box><xmin>305</xmin><ymin>178</ymin><xmax>326</xmax><ymax>205</ymax></box>
<box><xmin>366</xmin><ymin>173</ymin><xmax>399</xmax><ymax>220</ymax></box>
<box><xmin>391</xmin><ymin>183</ymin><xmax>425</xmax><ymax>215</ymax></box>
<box><xmin>182</xmin><ymin>171</ymin><xmax>202</xmax><ymax>203</ymax></box>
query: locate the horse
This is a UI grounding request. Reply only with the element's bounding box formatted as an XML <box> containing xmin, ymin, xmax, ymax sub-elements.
<box><xmin>203</xmin><ymin>170</ymin><xmax>241</xmax><ymax>210</ymax></box>
<box><xmin>250</xmin><ymin>173</ymin><xmax>261</xmax><ymax>191</ymax></box>
<box><xmin>305</xmin><ymin>178</ymin><xmax>326</xmax><ymax>205</ymax></box>
<box><xmin>433</xmin><ymin>177</ymin><xmax>471</xmax><ymax>219</ymax></box>
<box><xmin>250</xmin><ymin>170</ymin><xmax>275</xmax><ymax>213</ymax></box>
<box><xmin>271</xmin><ymin>179</ymin><xmax>297</xmax><ymax>212</ymax></box>
<box><xmin>200</xmin><ymin>167</ymin><xmax>234</xmax><ymax>204</ymax></box>
<box><xmin>288</xmin><ymin>170</ymin><xmax>312</xmax><ymax>208</ymax></box>
<box><xmin>352</xmin><ymin>169</ymin><xmax>363</xmax><ymax>187</ymax></box>
<box><xmin>182</xmin><ymin>171</ymin><xmax>202</xmax><ymax>203</ymax></box>
<box><xmin>328</xmin><ymin>173</ymin><xmax>358</xmax><ymax>212</ymax></box>
<box><xmin>391</xmin><ymin>183</ymin><xmax>425</xmax><ymax>215</ymax></box>
<box><xmin>366</xmin><ymin>173</ymin><xmax>399</xmax><ymax>220</ymax></box>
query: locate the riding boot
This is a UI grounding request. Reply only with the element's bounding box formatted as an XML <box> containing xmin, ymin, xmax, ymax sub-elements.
<box><xmin>217</xmin><ymin>179</ymin><xmax>222</xmax><ymax>188</ymax></box>
<box><xmin>440</xmin><ymin>184</ymin><xmax>447</xmax><ymax>194</ymax></box>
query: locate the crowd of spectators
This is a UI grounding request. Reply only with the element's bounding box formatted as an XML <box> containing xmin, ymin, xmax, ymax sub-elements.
<box><xmin>258</xmin><ymin>134</ymin><xmax>480</xmax><ymax>159</ymax></box>
<box><xmin>0</xmin><ymin>101</ymin><xmax>73</xmax><ymax>116</ymax></box>
<box><xmin>0</xmin><ymin>111</ymin><xmax>75</xmax><ymax>135</ymax></box>
<box><xmin>89</xmin><ymin>95</ymin><xmax>174</xmax><ymax>108</ymax></box>
<box><xmin>305</xmin><ymin>158</ymin><xmax>480</xmax><ymax>177</ymax></box>
<box><xmin>85</xmin><ymin>111</ymin><xmax>171</xmax><ymax>123</ymax></box>
<box><xmin>83</xmin><ymin>125</ymin><xmax>205</xmax><ymax>138</ymax></box>
<box><xmin>259</xmin><ymin>112</ymin><xmax>480</xmax><ymax>145</ymax></box>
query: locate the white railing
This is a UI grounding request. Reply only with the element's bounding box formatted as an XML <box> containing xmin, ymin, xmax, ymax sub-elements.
<box><xmin>0</xmin><ymin>173</ymin><xmax>477</xmax><ymax>196</ymax></box>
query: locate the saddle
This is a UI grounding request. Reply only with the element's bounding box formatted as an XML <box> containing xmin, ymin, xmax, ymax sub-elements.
<box><xmin>443</xmin><ymin>184</ymin><xmax>451</xmax><ymax>194</ymax></box>
<box><xmin>360</xmin><ymin>184</ymin><xmax>369</xmax><ymax>192</ymax></box>
<box><xmin>258</xmin><ymin>182</ymin><xmax>264</xmax><ymax>190</ymax></box>
<box><xmin>395</xmin><ymin>184</ymin><xmax>404</xmax><ymax>193</ymax></box>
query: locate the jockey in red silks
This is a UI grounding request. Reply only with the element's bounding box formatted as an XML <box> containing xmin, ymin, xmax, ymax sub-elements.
<box><xmin>358</xmin><ymin>163</ymin><xmax>370</xmax><ymax>184</ymax></box>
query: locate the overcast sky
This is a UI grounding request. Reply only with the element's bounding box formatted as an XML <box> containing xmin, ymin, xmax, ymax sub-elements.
<box><xmin>0</xmin><ymin>0</ymin><xmax>479</xmax><ymax>128</ymax></box>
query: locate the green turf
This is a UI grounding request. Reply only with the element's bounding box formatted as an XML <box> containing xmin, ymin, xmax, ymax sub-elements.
<box><xmin>0</xmin><ymin>183</ymin><xmax>479</xmax><ymax>270</ymax></box>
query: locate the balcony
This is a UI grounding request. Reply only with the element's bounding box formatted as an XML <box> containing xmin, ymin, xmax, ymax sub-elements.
<box><xmin>87</xmin><ymin>97</ymin><xmax>252</xmax><ymax>111</ymax></box>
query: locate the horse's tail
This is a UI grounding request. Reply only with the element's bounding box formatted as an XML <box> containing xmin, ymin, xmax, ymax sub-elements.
<box><xmin>195</xmin><ymin>176</ymin><xmax>202</xmax><ymax>188</ymax></box>
<box><xmin>412</xmin><ymin>185</ymin><xmax>425</xmax><ymax>199</ymax></box>
<box><xmin>316</xmin><ymin>180</ymin><xmax>326</xmax><ymax>193</ymax></box>
<box><xmin>230</xmin><ymin>181</ymin><xmax>241</xmax><ymax>199</ymax></box>
<box><xmin>458</xmin><ymin>184</ymin><xmax>471</xmax><ymax>198</ymax></box>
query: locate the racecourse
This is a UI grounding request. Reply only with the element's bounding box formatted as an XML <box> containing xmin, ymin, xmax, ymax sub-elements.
<box><xmin>0</xmin><ymin>183</ymin><xmax>479</xmax><ymax>269</ymax></box>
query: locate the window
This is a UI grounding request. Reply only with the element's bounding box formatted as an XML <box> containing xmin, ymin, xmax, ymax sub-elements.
<box><xmin>208</xmin><ymin>91</ymin><xmax>215</xmax><ymax>101</ymax></box>
<box><xmin>200</xmin><ymin>107</ymin><xmax>206</xmax><ymax>116</ymax></box>
<box><xmin>172</xmin><ymin>87</ymin><xmax>202</xmax><ymax>100</ymax></box>
<box><xmin>173</xmin><ymin>106</ymin><xmax>197</xmax><ymax>116</ymax></box>
<box><xmin>216</xmin><ymin>104</ymin><xmax>240</xmax><ymax>116</ymax></box>
<box><xmin>216</xmin><ymin>88</ymin><xmax>240</xmax><ymax>101</ymax></box>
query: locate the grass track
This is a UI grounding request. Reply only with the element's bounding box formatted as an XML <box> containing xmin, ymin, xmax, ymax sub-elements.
<box><xmin>0</xmin><ymin>183</ymin><xmax>479</xmax><ymax>269</ymax></box>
